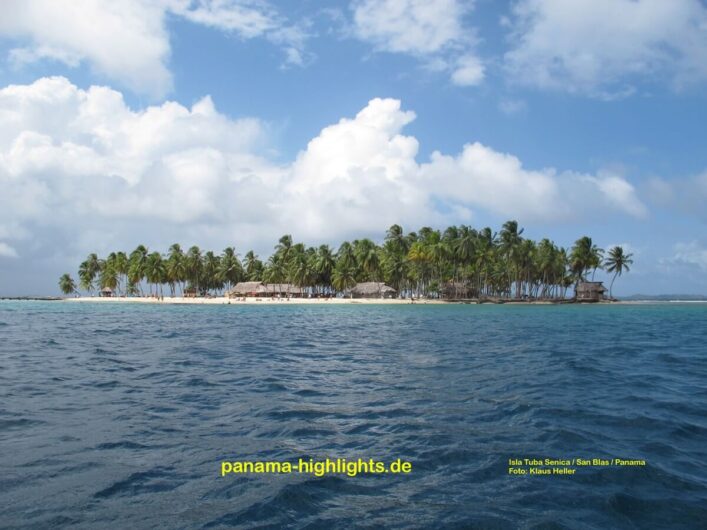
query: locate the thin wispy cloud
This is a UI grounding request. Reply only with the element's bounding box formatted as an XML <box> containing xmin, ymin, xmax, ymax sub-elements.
<box><xmin>0</xmin><ymin>0</ymin><xmax>310</xmax><ymax>97</ymax></box>
<box><xmin>351</xmin><ymin>0</ymin><xmax>485</xmax><ymax>86</ymax></box>
<box><xmin>503</xmin><ymin>0</ymin><xmax>707</xmax><ymax>98</ymax></box>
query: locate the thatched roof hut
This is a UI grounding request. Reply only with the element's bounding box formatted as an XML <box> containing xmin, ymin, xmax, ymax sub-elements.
<box><xmin>350</xmin><ymin>282</ymin><xmax>396</xmax><ymax>299</ymax></box>
<box><xmin>183</xmin><ymin>286</ymin><xmax>197</xmax><ymax>298</ymax></box>
<box><xmin>227</xmin><ymin>282</ymin><xmax>304</xmax><ymax>297</ymax></box>
<box><xmin>259</xmin><ymin>284</ymin><xmax>303</xmax><ymax>296</ymax></box>
<box><xmin>99</xmin><ymin>287</ymin><xmax>113</xmax><ymax>297</ymax></box>
<box><xmin>440</xmin><ymin>282</ymin><xmax>473</xmax><ymax>299</ymax></box>
<box><xmin>576</xmin><ymin>281</ymin><xmax>607</xmax><ymax>302</ymax></box>
<box><xmin>228</xmin><ymin>281</ymin><xmax>264</xmax><ymax>297</ymax></box>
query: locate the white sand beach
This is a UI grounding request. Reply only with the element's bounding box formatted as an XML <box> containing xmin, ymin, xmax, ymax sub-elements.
<box><xmin>66</xmin><ymin>296</ymin><xmax>448</xmax><ymax>305</ymax></box>
<box><xmin>61</xmin><ymin>296</ymin><xmax>603</xmax><ymax>305</ymax></box>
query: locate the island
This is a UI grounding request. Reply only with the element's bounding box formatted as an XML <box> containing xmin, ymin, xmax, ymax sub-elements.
<box><xmin>59</xmin><ymin>221</ymin><xmax>632</xmax><ymax>304</ymax></box>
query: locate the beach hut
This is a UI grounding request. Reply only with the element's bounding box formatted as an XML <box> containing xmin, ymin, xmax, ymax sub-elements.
<box><xmin>226</xmin><ymin>282</ymin><xmax>304</xmax><ymax>298</ymax></box>
<box><xmin>99</xmin><ymin>287</ymin><xmax>113</xmax><ymax>298</ymax></box>
<box><xmin>575</xmin><ymin>281</ymin><xmax>607</xmax><ymax>302</ymax></box>
<box><xmin>259</xmin><ymin>284</ymin><xmax>304</xmax><ymax>297</ymax></box>
<box><xmin>227</xmin><ymin>281</ymin><xmax>264</xmax><ymax>298</ymax></box>
<box><xmin>441</xmin><ymin>282</ymin><xmax>473</xmax><ymax>300</ymax></box>
<box><xmin>183</xmin><ymin>287</ymin><xmax>198</xmax><ymax>298</ymax></box>
<box><xmin>350</xmin><ymin>282</ymin><xmax>396</xmax><ymax>299</ymax></box>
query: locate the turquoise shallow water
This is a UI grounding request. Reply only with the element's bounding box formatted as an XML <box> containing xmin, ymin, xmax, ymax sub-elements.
<box><xmin>0</xmin><ymin>301</ymin><xmax>706</xmax><ymax>529</ymax></box>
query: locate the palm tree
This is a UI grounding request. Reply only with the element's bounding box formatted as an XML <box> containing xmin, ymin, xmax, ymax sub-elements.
<box><xmin>243</xmin><ymin>250</ymin><xmax>263</xmax><ymax>281</ymax></box>
<box><xmin>332</xmin><ymin>262</ymin><xmax>356</xmax><ymax>294</ymax></box>
<box><xmin>202</xmin><ymin>251</ymin><xmax>222</xmax><ymax>294</ymax></box>
<box><xmin>58</xmin><ymin>274</ymin><xmax>77</xmax><ymax>296</ymax></box>
<box><xmin>99</xmin><ymin>259</ymin><xmax>119</xmax><ymax>292</ymax></box>
<box><xmin>185</xmin><ymin>246</ymin><xmax>203</xmax><ymax>294</ymax></box>
<box><xmin>424</xmin><ymin>230</ymin><xmax>447</xmax><ymax>290</ymax></box>
<box><xmin>166</xmin><ymin>244</ymin><xmax>186</xmax><ymax>296</ymax></box>
<box><xmin>570</xmin><ymin>236</ymin><xmax>603</xmax><ymax>282</ymax></box>
<box><xmin>456</xmin><ymin>225</ymin><xmax>476</xmax><ymax>267</ymax></box>
<box><xmin>604</xmin><ymin>246</ymin><xmax>633</xmax><ymax>299</ymax></box>
<box><xmin>385</xmin><ymin>224</ymin><xmax>405</xmax><ymax>248</ymax></box>
<box><xmin>314</xmin><ymin>245</ymin><xmax>335</xmax><ymax>294</ymax></box>
<box><xmin>114</xmin><ymin>251</ymin><xmax>129</xmax><ymax>295</ymax></box>
<box><xmin>104</xmin><ymin>252</ymin><xmax>117</xmax><ymax>284</ymax></box>
<box><xmin>220</xmin><ymin>247</ymin><xmax>243</xmax><ymax>292</ymax></box>
<box><xmin>145</xmin><ymin>252</ymin><xmax>166</xmax><ymax>296</ymax></box>
<box><xmin>127</xmin><ymin>261</ymin><xmax>143</xmax><ymax>296</ymax></box>
<box><xmin>517</xmin><ymin>239</ymin><xmax>536</xmax><ymax>298</ymax></box>
<box><xmin>536</xmin><ymin>239</ymin><xmax>556</xmax><ymax>298</ymax></box>
<box><xmin>407</xmin><ymin>240</ymin><xmax>431</xmax><ymax>297</ymax></box>
<box><xmin>475</xmin><ymin>228</ymin><xmax>496</xmax><ymax>296</ymax></box>
<box><xmin>129</xmin><ymin>245</ymin><xmax>149</xmax><ymax>295</ymax></box>
<box><xmin>78</xmin><ymin>253</ymin><xmax>101</xmax><ymax>294</ymax></box>
<box><xmin>336</xmin><ymin>241</ymin><xmax>356</xmax><ymax>270</ymax></box>
<box><xmin>500</xmin><ymin>220</ymin><xmax>524</xmax><ymax>297</ymax></box>
<box><xmin>353</xmin><ymin>238</ymin><xmax>381</xmax><ymax>281</ymax></box>
<box><xmin>288</xmin><ymin>247</ymin><xmax>311</xmax><ymax>292</ymax></box>
<box><xmin>78</xmin><ymin>261</ymin><xmax>93</xmax><ymax>293</ymax></box>
<box><xmin>382</xmin><ymin>240</ymin><xmax>407</xmax><ymax>295</ymax></box>
<box><xmin>264</xmin><ymin>254</ymin><xmax>286</xmax><ymax>294</ymax></box>
<box><xmin>304</xmin><ymin>246</ymin><xmax>319</xmax><ymax>295</ymax></box>
<box><xmin>275</xmin><ymin>234</ymin><xmax>293</xmax><ymax>265</ymax></box>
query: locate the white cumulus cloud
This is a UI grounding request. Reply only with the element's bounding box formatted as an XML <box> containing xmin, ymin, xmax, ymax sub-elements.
<box><xmin>0</xmin><ymin>77</ymin><xmax>648</xmax><ymax>293</ymax></box>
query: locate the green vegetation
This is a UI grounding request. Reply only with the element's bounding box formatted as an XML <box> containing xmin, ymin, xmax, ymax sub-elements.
<box><xmin>58</xmin><ymin>273</ymin><xmax>77</xmax><ymax>295</ymax></box>
<box><xmin>59</xmin><ymin>221</ymin><xmax>632</xmax><ymax>299</ymax></box>
<box><xmin>604</xmin><ymin>245</ymin><xmax>634</xmax><ymax>299</ymax></box>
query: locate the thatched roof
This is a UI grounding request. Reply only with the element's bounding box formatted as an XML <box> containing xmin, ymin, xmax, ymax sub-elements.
<box><xmin>228</xmin><ymin>281</ymin><xmax>263</xmax><ymax>295</ymax></box>
<box><xmin>350</xmin><ymin>282</ymin><xmax>396</xmax><ymax>295</ymax></box>
<box><xmin>441</xmin><ymin>282</ymin><xmax>472</xmax><ymax>296</ymax></box>
<box><xmin>259</xmin><ymin>283</ymin><xmax>303</xmax><ymax>294</ymax></box>
<box><xmin>227</xmin><ymin>282</ymin><xmax>303</xmax><ymax>296</ymax></box>
<box><xmin>100</xmin><ymin>287</ymin><xmax>113</xmax><ymax>293</ymax></box>
<box><xmin>576</xmin><ymin>281</ymin><xmax>606</xmax><ymax>293</ymax></box>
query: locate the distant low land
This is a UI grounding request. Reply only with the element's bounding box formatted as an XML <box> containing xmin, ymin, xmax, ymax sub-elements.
<box><xmin>619</xmin><ymin>294</ymin><xmax>707</xmax><ymax>301</ymax></box>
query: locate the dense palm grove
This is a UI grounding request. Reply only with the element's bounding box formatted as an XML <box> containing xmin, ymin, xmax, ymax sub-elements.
<box><xmin>58</xmin><ymin>221</ymin><xmax>632</xmax><ymax>299</ymax></box>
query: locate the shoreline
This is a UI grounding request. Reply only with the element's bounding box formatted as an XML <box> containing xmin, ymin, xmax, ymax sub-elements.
<box><xmin>65</xmin><ymin>296</ymin><xmax>449</xmax><ymax>305</ymax></box>
<box><xmin>5</xmin><ymin>297</ymin><xmax>704</xmax><ymax>305</ymax></box>
<box><xmin>57</xmin><ymin>296</ymin><xmax>618</xmax><ymax>305</ymax></box>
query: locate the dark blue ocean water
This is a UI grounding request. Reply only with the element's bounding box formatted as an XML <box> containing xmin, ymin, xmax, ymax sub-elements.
<box><xmin>1</xmin><ymin>301</ymin><xmax>706</xmax><ymax>529</ymax></box>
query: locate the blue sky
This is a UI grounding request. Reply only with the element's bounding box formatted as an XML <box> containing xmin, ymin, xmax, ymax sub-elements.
<box><xmin>0</xmin><ymin>0</ymin><xmax>706</xmax><ymax>295</ymax></box>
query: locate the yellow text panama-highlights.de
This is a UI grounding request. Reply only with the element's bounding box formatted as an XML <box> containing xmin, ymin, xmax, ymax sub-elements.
<box><xmin>221</xmin><ymin>458</ymin><xmax>412</xmax><ymax>477</ymax></box>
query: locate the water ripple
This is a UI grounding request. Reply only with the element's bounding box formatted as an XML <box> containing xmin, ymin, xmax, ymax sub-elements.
<box><xmin>0</xmin><ymin>301</ymin><xmax>706</xmax><ymax>528</ymax></box>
